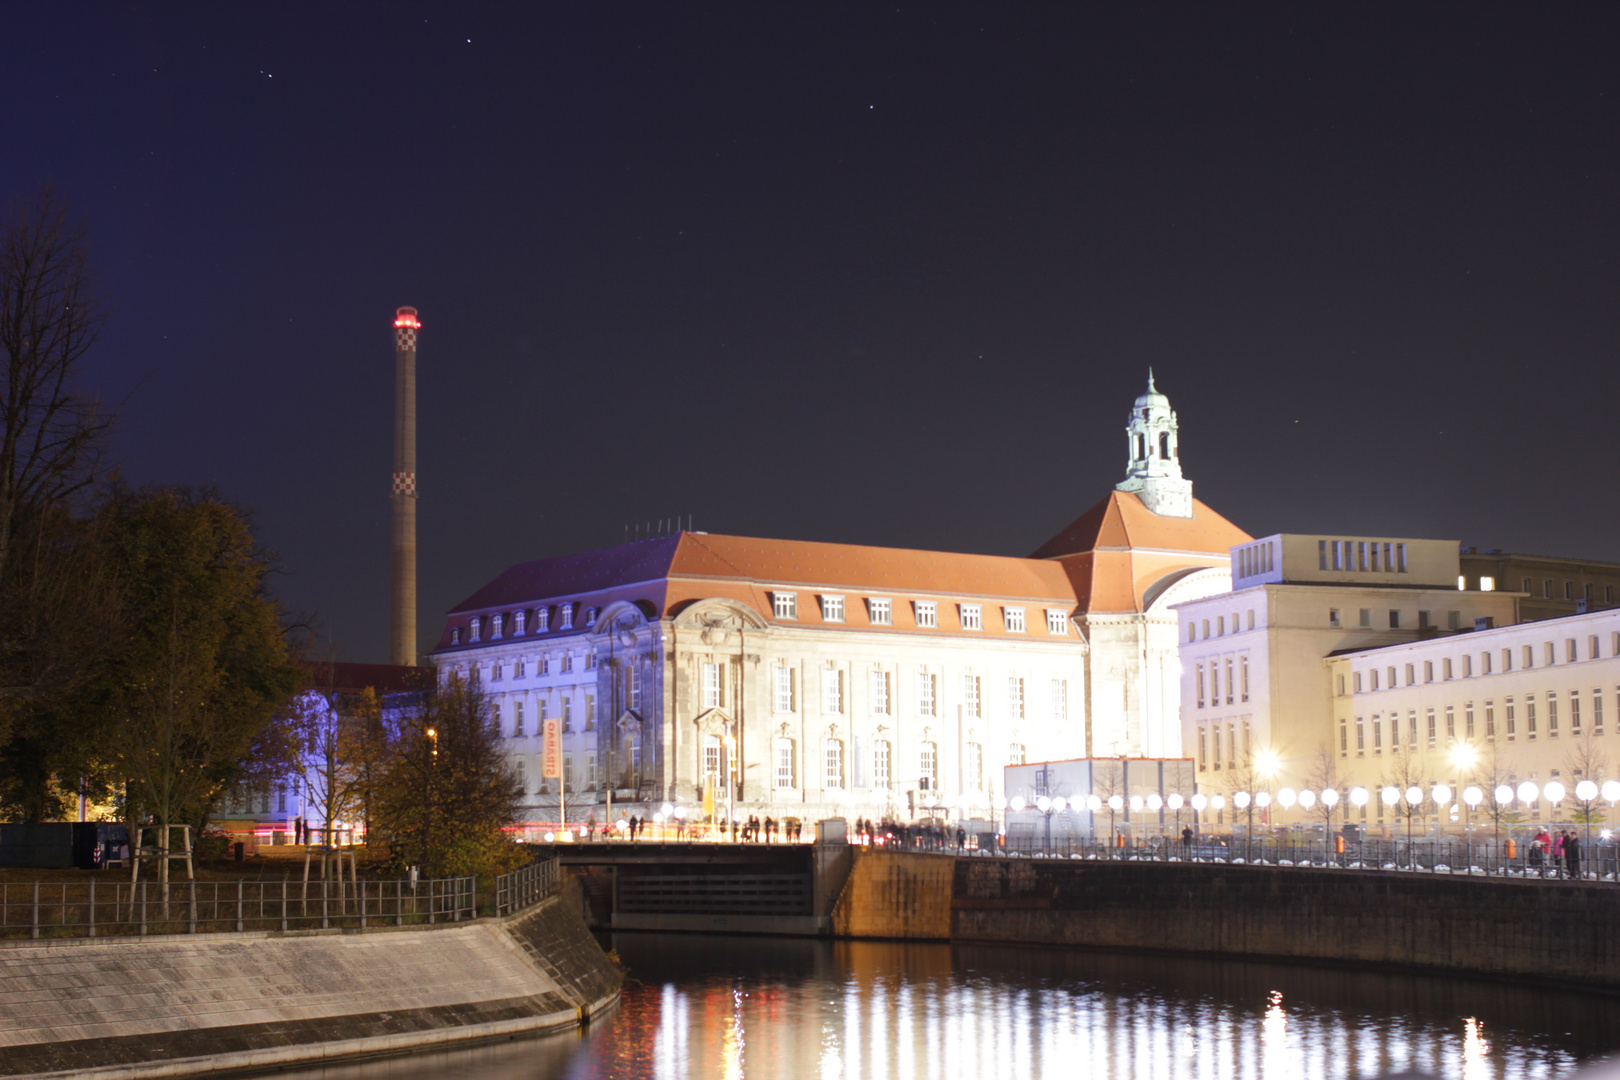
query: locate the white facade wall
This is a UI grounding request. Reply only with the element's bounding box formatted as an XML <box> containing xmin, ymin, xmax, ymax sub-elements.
<box><xmin>1328</xmin><ymin>608</ymin><xmax>1620</xmax><ymax>829</ymax></box>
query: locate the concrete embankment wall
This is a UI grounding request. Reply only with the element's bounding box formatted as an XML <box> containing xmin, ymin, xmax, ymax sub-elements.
<box><xmin>831</xmin><ymin>851</ymin><xmax>1620</xmax><ymax>990</ymax></box>
<box><xmin>0</xmin><ymin>896</ymin><xmax>621</xmax><ymax>1080</ymax></box>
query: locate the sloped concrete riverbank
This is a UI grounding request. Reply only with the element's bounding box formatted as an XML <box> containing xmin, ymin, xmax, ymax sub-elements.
<box><xmin>0</xmin><ymin>895</ymin><xmax>620</xmax><ymax>1080</ymax></box>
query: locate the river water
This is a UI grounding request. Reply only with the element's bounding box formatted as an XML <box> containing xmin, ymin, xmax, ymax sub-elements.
<box><xmin>281</xmin><ymin>933</ymin><xmax>1618</xmax><ymax>1080</ymax></box>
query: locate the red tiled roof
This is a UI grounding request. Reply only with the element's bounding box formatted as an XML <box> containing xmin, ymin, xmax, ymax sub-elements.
<box><xmin>302</xmin><ymin>662</ymin><xmax>434</xmax><ymax>695</ymax></box>
<box><xmin>1030</xmin><ymin>490</ymin><xmax>1251</xmax><ymax>560</ymax></box>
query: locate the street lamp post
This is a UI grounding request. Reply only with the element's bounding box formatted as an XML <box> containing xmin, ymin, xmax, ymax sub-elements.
<box><xmin>1463</xmin><ymin>785</ymin><xmax>1483</xmax><ymax>870</ymax></box>
<box><xmin>1403</xmin><ymin>786</ymin><xmax>1422</xmax><ymax>868</ymax></box>
<box><xmin>1576</xmin><ymin>780</ymin><xmax>1600</xmax><ymax>864</ymax></box>
<box><xmin>1234</xmin><ymin>791</ymin><xmax>1252</xmax><ymax>860</ymax></box>
<box><xmin>1432</xmin><ymin>784</ymin><xmax>1452</xmax><ymax>871</ymax></box>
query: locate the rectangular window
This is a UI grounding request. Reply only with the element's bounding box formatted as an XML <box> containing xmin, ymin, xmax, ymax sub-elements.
<box><xmin>1545</xmin><ymin>642</ymin><xmax>1555</xmax><ymax>666</ymax></box>
<box><xmin>1358</xmin><ymin>541</ymin><xmax>1368</xmax><ymax>571</ymax></box>
<box><xmin>824</xmin><ymin>740</ymin><xmax>844</xmax><ymax>789</ymax></box>
<box><xmin>629</xmin><ymin>667</ymin><xmax>643</xmax><ymax>711</ymax></box>
<box><xmin>1485</xmin><ymin>701</ymin><xmax>1495</xmax><ymax>739</ymax></box>
<box><xmin>917</xmin><ymin>672</ymin><xmax>936</xmax><ymax>717</ymax></box>
<box><xmin>701</xmin><ymin>663</ymin><xmax>722</xmax><ymax>710</ymax></box>
<box><xmin>1445</xmin><ymin>705</ymin><xmax>1455</xmax><ymax>741</ymax></box>
<box><xmin>536</xmin><ymin>607</ymin><xmax>550</xmax><ymax>633</ymax></box>
<box><xmin>870</xmin><ymin>670</ymin><xmax>890</xmax><ymax>715</ymax></box>
<box><xmin>1009</xmin><ymin>742</ymin><xmax>1027</xmax><ymax>766</ymax></box>
<box><xmin>1372</xmin><ymin>715</ymin><xmax>1382</xmax><ymax>752</ymax></box>
<box><xmin>1596</xmin><ymin>689</ymin><xmax>1605</xmax><ymax>734</ymax></box>
<box><xmin>1419</xmin><ymin>610</ymin><xmax>1431</xmax><ymax>629</ymax></box>
<box><xmin>1240</xmin><ymin>657</ymin><xmax>1250</xmax><ymax>702</ymax></box>
<box><xmin>1339</xmin><ymin>718</ymin><xmax>1348</xmax><ymax>755</ymax></box>
<box><xmin>1389</xmin><ymin>610</ymin><xmax>1401</xmax><ymax>629</ymax></box>
<box><xmin>1332</xmin><ymin>541</ymin><xmax>1343</xmax><ymax>571</ymax></box>
<box><xmin>1217</xmin><ymin>616</ymin><xmax>1225</xmax><ymax>636</ymax></box>
<box><xmin>773</xmin><ymin>592</ymin><xmax>798</xmax><ymax>619</ymax></box>
<box><xmin>774</xmin><ymin>667</ymin><xmax>794</xmax><ymax>713</ymax></box>
<box><xmin>1330</xmin><ymin>608</ymin><xmax>1341</xmax><ymax>627</ymax></box>
<box><xmin>1409</xmin><ymin>710</ymin><xmax>1418</xmax><ymax>748</ymax></box>
<box><xmin>1387</xmin><ymin>665</ymin><xmax>1397</xmax><ymax>689</ymax></box>
<box><xmin>1359</xmin><ymin>609</ymin><xmax>1371</xmax><ymax>628</ymax></box>
<box><xmin>1567</xmin><ymin>639</ymin><xmax>1578</xmax><ymax>663</ymax></box>
<box><xmin>1590</xmin><ymin>635</ymin><xmax>1600</xmax><ymax>660</ymax></box>
<box><xmin>540</xmin><ymin>654</ymin><xmax>551</xmax><ymax>675</ymax></box>
<box><xmin>561</xmin><ymin>654</ymin><xmax>574</xmax><ymax>674</ymax></box>
<box><xmin>1225</xmin><ymin>659</ymin><xmax>1234</xmax><ymax>705</ymax></box>
<box><xmin>703</xmin><ymin>738</ymin><xmax>722</xmax><ymax>787</ymax></box>
<box><xmin>868</xmin><ymin>597</ymin><xmax>892</xmax><ymax>625</ymax></box>
<box><xmin>1003</xmin><ymin>607</ymin><xmax>1026</xmax><ymax>633</ymax></box>
<box><xmin>966</xmin><ymin>742</ymin><xmax>983</xmax><ymax>788</ymax></box>
<box><xmin>562</xmin><ymin>696</ymin><xmax>573</xmax><ymax>732</ymax></box>
<box><xmin>1548</xmin><ymin>692</ymin><xmax>1559</xmax><ymax>737</ymax></box>
<box><xmin>1571</xmin><ymin>691</ymin><xmax>1581</xmax><ymax>734</ymax></box>
<box><xmin>963</xmin><ymin>675</ymin><xmax>981</xmax><ymax>718</ymax></box>
<box><xmin>1402</xmin><ymin>663</ymin><xmax>1413</xmax><ymax>686</ymax></box>
<box><xmin>1448</xmin><ymin>611</ymin><xmax>1460</xmax><ymax>631</ymax></box>
<box><xmin>821</xmin><ymin>595</ymin><xmax>845</xmax><ymax>622</ymax></box>
<box><xmin>1353</xmin><ymin>671</ymin><xmax>1363</xmax><ymax>694</ymax></box>
<box><xmin>1443</xmin><ymin>658</ymin><xmax>1453</xmax><ymax>681</ymax></box>
<box><xmin>1356</xmin><ymin>716</ymin><xmax>1366</xmax><ymax>755</ymax></box>
<box><xmin>1465</xmin><ymin>703</ymin><xmax>1475</xmax><ymax>739</ymax></box>
<box><xmin>823</xmin><ymin>668</ymin><xmax>844</xmax><ymax>714</ymax></box>
<box><xmin>1424</xmin><ymin>661</ymin><xmax>1434</xmax><ymax>684</ymax></box>
<box><xmin>492</xmin><ymin>661</ymin><xmax>503</xmax><ymax>682</ymax></box>
<box><xmin>1212</xmin><ymin>726</ymin><xmax>1222</xmax><ymax>768</ymax></box>
<box><xmin>1427</xmin><ymin>708</ymin><xmax>1437</xmax><ymax>747</ymax></box>
<box><xmin>915</xmin><ymin>600</ymin><xmax>938</xmax><ymax>628</ymax></box>
<box><xmin>1008</xmin><ymin>677</ymin><xmax>1025</xmax><ymax>720</ymax></box>
<box><xmin>515</xmin><ymin>658</ymin><xmax>526</xmax><ymax>678</ymax></box>
<box><xmin>1371</xmin><ymin>669</ymin><xmax>1379</xmax><ymax>692</ymax></box>
<box><xmin>1462</xmin><ymin>655</ymin><xmax>1472</xmax><ymax>678</ymax></box>
<box><xmin>1197</xmin><ymin>664</ymin><xmax>1206</xmax><ymax>708</ymax></box>
<box><xmin>1047</xmin><ymin>609</ymin><xmax>1068</xmax><ymax>636</ymax></box>
<box><xmin>1524</xmin><ymin>645</ymin><xmax>1534</xmax><ymax>669</ymax></box>
<box><xmin>1052</xmin><ymin>678</ymin><xmax>1068</xmax><ymax>722</ymax></box>
<box><xmin>1506</xmin><ymin>697</ymin><xmax>1516</xmax><ymax>739</ymax></box>
<box><xmin>514</xmin><ymin>700</ymin><xmax>525</xmax><ymax>737</ymax></box>
<box><xmin>1247</xmin><ymin>610</ymin><xmax>1256</xmax><ymax>630</ymax></box>
<box><xmin>960</xmin><ymin>604</ymin><xmax>983</xmax><ymax>631</ymax></box>
<box><xmin>1543</xmin><ymin>579</ymin><xmax>1553</xmax><ymax>599</ymax></box>
<box><xmin>1526</xmin><ymin>694</ymin><xmax>1537</xmax><ymax>738</ymax></box>
<box><xmin>560</xmin><ymin>603</ymin><xmax>574</xmax><ymax>630</ymax></box>
<box><xmin>919</xmin><ymin>743</ymin><xmax>938</xmax><ymax>789</ymax></box>
<box><xmin>1481</xmin><ymin>652</ymin><xmax>1491</xmax><ymax>675</ymax></box>
<box><xmin>1199</xmin><ymin>728</ymin><xmax>1208</xmax><ymax>770</ymax></box>
<box><xmin>774</xmin><ymin>739</ymin><xmax>795</xmax><ymax>788</ymax></box>
<box><xmin>873</xmin><ymin>740</ymin><xmax>891</xmax><ymax>789</ymax></box>
<box><xmin>585</xmin><ymin>694</ymin><xmax>596</xmax><ymax>730</ymax></box>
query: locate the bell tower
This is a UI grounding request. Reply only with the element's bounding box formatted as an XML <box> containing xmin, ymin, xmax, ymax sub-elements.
<box><xmin>1115</xmin><ymin>370</ymin><xmax>1193</xmax><ymax>518</ymax></box>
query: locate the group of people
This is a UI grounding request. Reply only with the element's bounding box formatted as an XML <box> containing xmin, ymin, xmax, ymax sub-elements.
<box><xmin>1529</xmin><ymin>828</ymin><xmax>1585</xmax><ymax>878</ymax></box>
<box><xmin>853</xmin><ymin>817</ymin><xmax>970</xmax><ymax>851</ymax></box>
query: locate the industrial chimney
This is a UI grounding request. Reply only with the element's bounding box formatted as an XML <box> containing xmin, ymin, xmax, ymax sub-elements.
<box><xmin>389</xmin><ymin>307</ymin><xmax>420</xmax><ymax>666</ymax></box>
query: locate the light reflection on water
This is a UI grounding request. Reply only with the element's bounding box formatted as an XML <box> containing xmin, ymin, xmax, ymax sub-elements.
<box><xmin>268</xmin><ymin>934</ymin><xmax>1617</xmax><ymax>1080</ymax></box>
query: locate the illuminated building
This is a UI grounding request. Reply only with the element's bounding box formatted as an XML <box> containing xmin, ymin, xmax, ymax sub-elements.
<box><xmin>1174</xmin><ymin>535</ymin><xmax>1519</xmax><ymax>815</ymax></box>
<box><xmin>433</xmin><ymin>378</ymin><xmax>1249</xmax><ymax>826</ymax></box>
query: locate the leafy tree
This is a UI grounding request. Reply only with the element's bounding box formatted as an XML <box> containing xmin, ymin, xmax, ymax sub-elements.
<box><xmin>94</xmin><ymin>487</ymin><xmax>301</xmax><ymax>891</ymax></box>
<box><xmin>371</xmin><ymin>672</ymin><xmax>523</xmax><ymax>877</ymax></box>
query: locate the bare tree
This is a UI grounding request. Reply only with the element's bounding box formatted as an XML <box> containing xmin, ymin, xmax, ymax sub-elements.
<box><xmin>0</xmin><ymin>188</ymin><xmax>109</xmax><ymax>585</ymax></box>
<box><xmin>1565</xmin><ymin>731</ymin><xmax>1609</xmax><ymax>828</ymax></box>
<box><xmin>1302</xmin><ymin>746</ymin><xmax>1340</xmax><ymax>836</ymax></box>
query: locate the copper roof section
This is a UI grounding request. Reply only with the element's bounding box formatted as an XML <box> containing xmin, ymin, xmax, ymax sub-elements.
<box><xmin>1030</xmin><ymin>490</ymin><xmax>1251</xmax><ymax>560</ymax></box>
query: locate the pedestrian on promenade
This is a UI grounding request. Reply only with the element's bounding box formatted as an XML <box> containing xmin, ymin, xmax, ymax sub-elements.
<box><xmin>1182</xmin><ymin>825</ymin><xmax>1194</xmax><ymax>855</ymax></box>
<box><xmin>1552</xmin><ymin>830</ymin><xmax>1566</xmax><ymax>876</ymax></box>
<box><xmin>1565</xmin><ymin>831</ymin><xmax>1583</xmax><ymax>879</ymax></box>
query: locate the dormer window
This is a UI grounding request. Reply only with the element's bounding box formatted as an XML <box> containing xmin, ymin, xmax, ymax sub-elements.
<box><xmin>451</xmin><ymin>627</ymin><xmax>462</xmax><ymax>645</ymax></box>
<box><xmin>821</xmin><ymin>595</ymin><xmax>845</xmax><ymax>622</ymax></box>
<box><xmin>773</xmin><ymin>591</ymin><xmax>798</xmax><ymax>619</ymax></box>
<box><xmin>868</xmin><ymin>597</ymin><xmax>892</xmax><ymax>626</ymax></box>
<box><xmin>491</xmin><ymin>613</ymin><xmax>504</xmax><ymax>640</ymax></box>
<box><xmin>536</xmin><ymin>607</ymin><xmax>550</xmax><ymax>633</ymax></box>
<box><xmin>514</xmin><ymin>610</ymin><xmax>527</xmax><ymax>635</ymax></box>
<box><xmin>585</xmin><ymin>607</ymin><xmax>598</xmax><ymax>628</ymax></box>
<box><xmin>560</xmin><ymin>603</ymin><xmax>574</xmax><ymax>630</ymax></box>
<box><xmin>469</xmin><ymin>617</ymin><xmax>482</xmax><ymax>643</ymax></box>
<box><xmin>1003</xmin><ymin>607</ymin><xmax>1026</xmax><ymax>633</ymax></box>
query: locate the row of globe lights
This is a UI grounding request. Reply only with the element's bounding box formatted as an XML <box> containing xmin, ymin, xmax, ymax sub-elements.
<box><xmin>1002</xmin><ymin>780</ymin><xmax>1620</xmax><ymax>817</ymax></box>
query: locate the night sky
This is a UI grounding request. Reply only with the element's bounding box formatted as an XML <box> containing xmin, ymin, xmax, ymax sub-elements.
<box><xmin>4</xmin><ymin>4</ymin><xmax>1616</xmax><ymax>663</ymax></box>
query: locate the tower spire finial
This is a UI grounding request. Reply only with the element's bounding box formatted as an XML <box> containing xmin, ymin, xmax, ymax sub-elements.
<box><xmin>1147</xmin><ymin>367</ymin><xmax>1155</xmax><ymax>392</ymax></box>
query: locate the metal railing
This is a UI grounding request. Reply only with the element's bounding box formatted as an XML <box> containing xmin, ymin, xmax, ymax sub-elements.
<box><xmin>492</xmin><ymin>857</ymin><xmax>560</xmax><ymax>916</ymax></box>
<box><xmin>979</xmin><ymin>834</ymin><xmax>1620</xmax><ymax>881</ymax></box>
<box><xmin>0</xmin><ymin>875</ymin><xmax>477</xmax><ymax>940</ymax></box>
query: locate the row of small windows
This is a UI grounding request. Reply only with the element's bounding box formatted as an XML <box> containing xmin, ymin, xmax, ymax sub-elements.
<box><xmin>497</xmin><ymin>684</ymin><xmax>620</xmax><ymax>736</ymax></box>
<box><xmin>1194</xmin><ymin>657</ymin><xmax>1250</xmax><ymax>709</ymax></box>
<box><xmin>1521</xmin><ymin>578</ymin><xmax>1614</xmax><ymax>603</ymax></box>
<box><xmin>1347</xmin><ymin>633</ymin><xmax>1619</xmax><ymax>694</ymax></box>
<box><xmin>451</xmin><ymin>603</ymin><xmax>598</xmax><ymax>646</ymax></box>
<box><xmin>738</xmin><ymin>664</ymin><xmax>1069</xmax><ymax>723</ymax></box>
<box><xmin>1329</xmin><ymin>608</ymin><xmax>1460</xmax><ymax>630</ymax></box>
<box><xmin>1236</xmin><ymin>543</ymin><xmax>1274</xmax><ymax>580</ymax></box>
<box><xmin>481</xmin><ymin>650</ymin><xmax>599</xmax><ymax>682</ymax></box>
<box><xmin>1188</xmin><ymin>610</ymin><xmax>1256</xmax><ymax>641</ymax></box>
<box><xmin>772</xmin><ymin>591</ymin><xmax>1069</xmax><ymax>636</ymax></box>
<box><xmin>760</xmin><ymin>737</ymin><xmax>1029</xmax><ymax>791</ymax></box>
<box><xmin>1195</xmin><ymin>718</ymin><xmax>1251</xmax><ymax>772</ymax></box>
<box><xmin>1319</xmin><ymin>540</ymin><xmax>1410</xmax><ymax>573</ymax></box>
<box><xmin>1340</xmin><ymin>688</ymin><xmax>1610</xmax><ymax>755</ymax></box>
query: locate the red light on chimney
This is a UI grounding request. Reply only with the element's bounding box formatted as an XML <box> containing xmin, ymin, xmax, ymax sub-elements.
<box><xmin>394</xmin><ymin>306</ymin><xmax>421</xmax><ymax>329</ymax></box>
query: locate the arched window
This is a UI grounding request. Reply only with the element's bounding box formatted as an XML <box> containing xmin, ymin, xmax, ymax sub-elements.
<box><xmin>491</xmin><ymin>613</ymin><xmax>504</xmax><ymax>639</ymax></box>
<box><xmin>451</xmin><ymin>627</ymin><xmax>461</xmax><ymax>645</ymax></box>
<box><xmin>621</xmin><ymin>733</ymin><xmax>640</xmax><ymax>788</ymax></box>
<box><xmin>469</xmin><ymin>617</ymin><xmax>482</xmax><ymax>642</ymax></box>
<box><xmin>1136</xmin><ymin>433</ymin><xmax>1146</xmax><ymax>460</ymax></box>
<box><xmin>514</xmin><ymin>609</ymin><xmax>527</xmax><ymax>635</ymax></box>
<box><xmin>1159</xmin><ymin>432</ymin><xmax>1170</xmax><ymax>459</ymax></box>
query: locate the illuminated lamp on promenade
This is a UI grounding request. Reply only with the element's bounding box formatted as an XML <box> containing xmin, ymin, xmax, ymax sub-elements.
<box><xmin>1254</xmin><ymin>791</ymin><xmax>1272</xmax><ymax>809</ymax></box>
<box><xmin>1603</xmin><ymin>780</ymin><xmax>1620</xmax><ymax>803</ymax></box>
<box><xmin>1086</xmin><ymin>795</ymin><xmax>1102</xmax><ymax>812</ymax></box>
<box><xmin>1517</xmin><ymin>781</ymin><xmax>1539</xmax><ymax>807</ymax></box>
<box><xmin>1190</xmin><ymin>793</ymin><xmax>1207</xmax><ymax>812</ymax></box>
<box><xmin>1234</xmin><ymin>791</ymin><xmax>1251</xmax><ymax>810</ymax></box>
<box><xmin>1051</xmin><ymin>796</ymin><xmax>1067</xmax><ymax>812</ymax></box>
<box><xmin>1129</xmin><ymin>795</ymin><xmax>1145</xmax><ymax>812</ymax></box>
<box><xmin>1349</xmin><ymin>786</ymin><xmax>1368</xmax><ymax>810</ymax></box>
<box><xmin>1167</xmin><ymin>794</ymin><xmax>1184</xmax><ymax>811</ymax></box>
<box><xmin>1381</xmin><ymin>786</ymin><xmax>1400</xmax><ymax>808</ymax></box>
<box><xmin>1544</xmin><ymin>780</ymin><xmax>1566</xmax><ymax>805</ymax></box>
<box><xmin>1432</xmin><ymin>783</ymin><xmax>1452</xmax><ymax>808</ymax></box>
<box><xmin>1278</xmin><ymin>787</ymin><xmax>1298</xmax><ymax>809</ymax></box>
<box><xmin>1577</xmin><ymin>780</ymin><xmax>1599</xmax><ymax>802</ymax></box>
<box><xmin>1146</xmin><ymin>793</ymin><xmax>1163</xmax><ymax>812</ymax></box>
<box><xmin>1210</xmin><ymin>794</ymin><xmax>1226</xmax><ymax>812</ymax></box>
<box><xmin>1011</xmin><ymin>796</ymin><xmax>1026</xmax><ymax>812</ymax></box>
<box><xmin>1108</xmin><ymin>795</ymin><xmax>1124</xmax><ymax>812</ymax></box>
<box><xmin>1298</xmin><ymin>789</ymin><xmax>1316</xmax><ymax>809</ymax></box>
<box><xmin>1037</xmin><ymin>796</ymin><xmax>1051</xmax><ymax>813</ymax></box>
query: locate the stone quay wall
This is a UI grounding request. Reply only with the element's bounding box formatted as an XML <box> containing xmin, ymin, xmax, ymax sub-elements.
<box><xmin>0</xmin><ymin>895</ymin><xmax>621</xmax><ymax>1080</ymax></box>
<box><xmin>830</xmin><ymin>850</ymin><xmax>1620</xmax><ymax>990</ymax></box>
